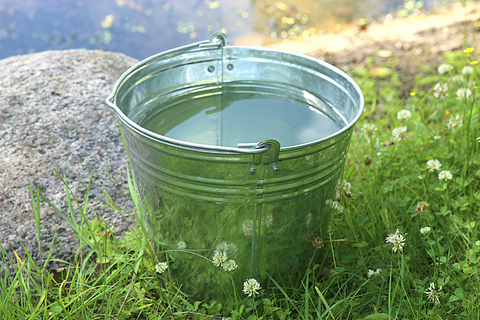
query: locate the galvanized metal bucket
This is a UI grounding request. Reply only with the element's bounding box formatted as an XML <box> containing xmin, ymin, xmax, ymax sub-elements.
<box><xmin>106</xmin><ymin>33</ymin><xmax>363</xmax><ymax>303</ymax></box>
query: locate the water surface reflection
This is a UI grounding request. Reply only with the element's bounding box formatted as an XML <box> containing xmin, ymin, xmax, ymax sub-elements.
<box><xmin>0</xmin><ymin>0</ymin><xmax>438</xmax><ymax>60</ymax></box>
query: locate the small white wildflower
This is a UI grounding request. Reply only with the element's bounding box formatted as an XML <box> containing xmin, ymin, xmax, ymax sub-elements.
<box><xmin>243</xmin><ymin>219</ymin><xmax>254</xmax><ymax>237</ymax></box>
<box><xmin>420</xmin><ymin>226</ymin><xmax>431</xmax><ymax>235</ymax></box>
<box><xmin>476</xmin><ymin>240</ymin><xmax>480</xmax><ymax>246</ymax></box>
<box><xmin>391</xmin><ymin>126</ymin><xmax>408</xmax><ymax>141</ymax></box>
<box><xmin>336</xmin><ymin>179</ymin><xmax>352</xmax><ymax>196</ymax></box>
<box><xmin>332</xmin><ymin>201</ymin><xmax>344</xmax><ymax>213</ymax></box>
<box><xmin>438</xmin><ymin>170</ymin><xmax>453</xmax><ymax>181</ymax></box>
<box><xmin>424</xmin><ymin>282</ymin><xmax>442</xmax><ymax>304</ymax></box>
<box><xmin>433</xmin><ymin>82</ymin><xmax>448</xmax><ymax>99</ymax></box>
<box><xmin>243</xmin><ymin>278</ymin><xmax>261</xmax><ymax>297</ymax></box>
<box><xmin>155</xmin><ymin>262</ymin><xmax>168</xmax><ymax>274</ymax></box>
<box><xmin>325</xmin><ymin>199</ymin><xmax>344</xmax><ymax>213</ymax></box>
<box><xmin>447</xmin><ymin>114</ymin><xmax>463</xmax><ymax>130</ymax></box>
<box><xmin>385</xmin><ymin>229</ymin><xmax>406</xmax><ymax>252</ymax></box>
<box><xmin>226</xmin><ymin>243</ymin><xmax>238</xmax><ymax>255</ymax></box>
<box><xmin>397</xmin><ymin>109</ymin><xmax>412</xmax><ymax>120</ymax></box>
<box><xmin>264</xmin><ymin>212</ymin><xmax>273</xmax><ymax>227</ymax></box>
<box><xmin>456</xmin><ymin>88</ymin><xmax>472</xmax><ymax>101</ymax></box>
<box><xmin>362</xmin><ymin>123</ymin><xmax>378</xmax><ymax>139</ymax></box>
<box><xmin>216</xmin><ymin>242</ymin><xmax>238</xmax><ymax>256</ymax></box>
<box><xmin>426</xmin><ymin>159</ymin><xmax>442</xmax><ymax>172</ymax></box>
<box><xmin>216</xmin><ymin>242</ymin><xmax>229</xmax><ymax>253</ymax></box>
<box><xmin>212</xmin><ymin>250</ymin><xmax>228</xmax><ymax>267</ymax></box>
<box><xmin>433</xmin><ymin>135</ymin><xmax>441</xmax><ymax>140</ymax></box>
<box><xmin>462</xmin><ymin>65</ymin><xmax>474</xmax><ymax>76</ymax></box>
<box><xmin>367</xmin><ymin>268</ymin><xmax>382</xmax><ymax>278</ymax></box>
<box><xmin>450</xmin><ymin>75</ymin><xmax>465</xmax><ymax>83</ymax></box>
<box><xmin>477</xmin><ymin>137</ymin><xmax>480</xmax><ymax>143</ymax></box>
<box><xmin>222</xmin><ymin>259</ymin><xmax>238</xmax><ymax>272</ymax></box>
<box><xmin>177</xmin><ymin>241</ymin><xmax>187</xmax><ymax>249</ymax></box>
<box><xmin>418</xmin><ymin>174</ymin><xmax>425</xmax><ymax>180</ymax></box>
<box><xmin>437</xmin><ymin>63</ymin><xmax>453</xmax><ymax>75</ymax></box>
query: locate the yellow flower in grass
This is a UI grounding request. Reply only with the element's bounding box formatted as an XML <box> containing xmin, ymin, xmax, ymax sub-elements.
<box><xmin>463</xmin><ymin>47</ymin><xmax>475</xmax><ymax>54</ymax></box>
<box><xmin>470</xmin><ymin>61</ymin><xmax>478</xmax><ymax>65</ymax></box>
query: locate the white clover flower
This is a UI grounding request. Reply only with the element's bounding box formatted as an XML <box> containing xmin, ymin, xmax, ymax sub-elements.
<box><xmin>391</xmin><ymin>126</ymin><xmax>408</xmax><ymax>141</ymax></box>
<box><xmin>433</xmin><ymin>82</ymin><xmax>448</xmax><ymax>99</ymax></box>
<box><xmin>216</xmin><ymin>242</ymin><xmax>229</xmax><ymax>253</ymax></box>
<box><xmin>420</xmin><ymin>226</ymin><xmax>431</xmax><ymax>235</ymax></box>
<box><xmin>155</xmin><ymin>262</ymin><xmax>168</xmax><ymax>274</ymax></box>
<box><xmin>177</xmin><ymin>241</ymin><xmax>187</xmax><ymax>249</ymax></box>
<box><xmin>450</xmin><ymin>75</ymin><xmax>465</xmax><ymax>83</ymax></box>
<box><xmin>456</xmin><ymin>88</ymin><xmax>472</xmax><ymax>101</ymax></box>
<box><xmin>362</xmin><ymin>123</ymin><xmax>378</xmax><ymax>139</ymax></box>
<box><xmin>222</xmin><ymin>259</ymin><xmax>238</xmax><ymax>272</ymax></box>
<box><xmin>476</xmin><ymin>240</ymin><xmax>480</xmax><ymax>246</ymax></box>
<box><xmin>418</xmin><ymin>174</ymin><xmax>425</xmax><ymax>180</ymax></box>
<box><xmin>397</xmin><ymin>109</ymin><xmax>412</xmax><ymax>120</ymax></box>
<box><xmin>336</xmin><ymin>179</ymin><xmax>352</xmax><ymax>196</ymax></box>
<box><xmin>424</xmin><ymin>282</ymin><xmax>442</xmax><ymax>304</ymax></box>
<box><xmin>264</xmin><ymin>212</ymin><xmax>273</xmax><ymax>227</ymax></box>
<box><xmin>243</xmin><ymin>278</ymin><xmax>261</xmax><ymax>297</ymax></box>
<box><xmin>212</xmin><ymin>250</ymin><xmax>228</xmax><ymax>267</ymax></box>
<box><xmin>216</xmin><ymin>242</ymin><xmax>238</xmax><ymax>256</ymax></box>
<box><xmin>447</xmin><ymin>114</ymin><xmax>463</xmax><ymax>130</ymax></box>
<box><xmin>367</xmin><ymin>268</ymin><xmax>382</xmax><ymax>278</ymax></box>
<box><xmin>438</xmin><ymin>170</ymin><xmax>453</xmax><ymax>181</ymax></box>
<box><xmin>426</xmin><ymin>159</ymin><xmax>442</xmax><ymax>172</ymax></box>
<box><xmin>325</xmin><ymin>199</ymin><xmax>344</xmax><ymax>213</ymax></box>
<box><xmin>243</xmin><ymin>219</ymin><xmax>254</xmax><ymax>237</ymax></box>
<box><xmin>437</xmin><ymin>63</ymin><xmax>453</xmax><ymax>74</ymax></box>
<box><xmin>226</xmin><ymin>243</ymin><xmax>238</xmax><ymax>255</ymax></box>
<box><xmin>462</xmin><ymin>65</ymin><xmax>474</xmax><ymax>76</ymax></box>
<box><xmin>385</xmin><ymin>229</ymin><xmax>405</xmax><ymax>252</ymax></box>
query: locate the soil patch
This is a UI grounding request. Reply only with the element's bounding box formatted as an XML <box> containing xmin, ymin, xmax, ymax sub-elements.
<box><xmin>268</xmin><ymin>2</ymin><xmax>480</xmax><ymax>92</ymax></box>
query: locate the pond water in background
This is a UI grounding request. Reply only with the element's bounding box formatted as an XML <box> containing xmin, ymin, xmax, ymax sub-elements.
<box><xmin>0</xmin><ymin>0</ymin><xmax>444</xmax><ymax>60</ymax></box>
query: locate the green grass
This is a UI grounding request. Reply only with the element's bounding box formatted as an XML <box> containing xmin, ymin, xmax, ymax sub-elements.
<box><xmin>2</xmin><ymin>25</ymin><xmax>480</xmax><ymax>320</ymax></box>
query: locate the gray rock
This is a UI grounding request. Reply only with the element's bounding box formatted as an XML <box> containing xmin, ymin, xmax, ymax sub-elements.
<box><xmin>0</xmin><ymin>49</ymin><xmax>139</xmax><ymax>268</ymax></box>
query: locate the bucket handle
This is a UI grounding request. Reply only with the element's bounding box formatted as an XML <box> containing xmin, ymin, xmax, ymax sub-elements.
<box><xmin>106</xmin><ymin>32</ymin><xmax>230</xmax><ymax>108</ymax></box>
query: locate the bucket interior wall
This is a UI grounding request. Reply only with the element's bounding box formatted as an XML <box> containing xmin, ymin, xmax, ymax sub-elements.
<box><xmin>115</xmin><ymin>46</ymin><xmax>362</xmax><ymax>149</ymax></box>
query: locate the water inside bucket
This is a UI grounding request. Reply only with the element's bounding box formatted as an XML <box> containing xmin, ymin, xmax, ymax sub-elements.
<box><xmin>139</xmin><ymin>81</ymin><xmax>346</xmax><ymax>148</ymax></box>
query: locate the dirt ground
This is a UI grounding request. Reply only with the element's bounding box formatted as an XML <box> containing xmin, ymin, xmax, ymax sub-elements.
<box><xmin>266</xmin><ymin>2</ymin><xmax>480</xmax><ymax>92</ymax></box>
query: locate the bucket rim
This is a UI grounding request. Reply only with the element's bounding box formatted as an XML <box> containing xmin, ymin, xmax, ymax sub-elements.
<box><xmin>106</xmin><ymin>34</ymin><xmax>364</xmax><ymax>154</ymax></box>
